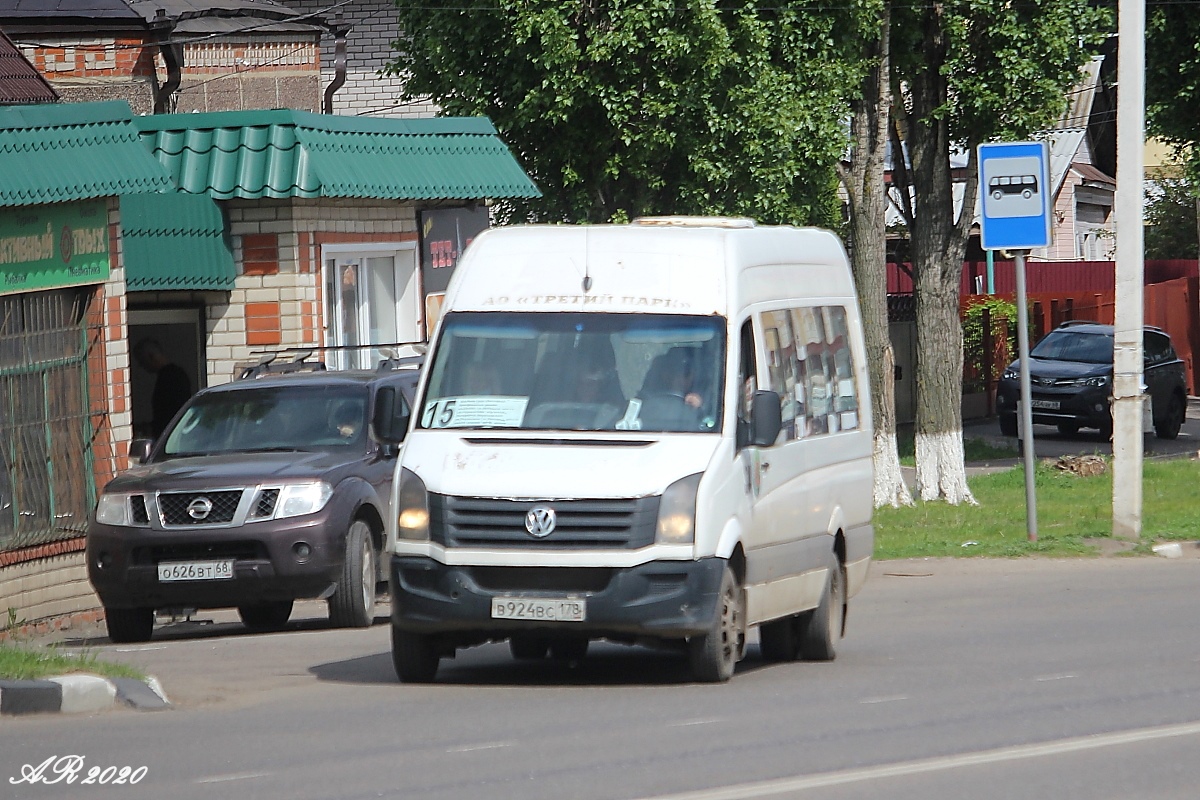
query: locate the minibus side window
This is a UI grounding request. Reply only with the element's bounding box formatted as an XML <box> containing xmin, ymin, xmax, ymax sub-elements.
<box><xmin>762</xmin><ymin>309</ymin><xmax>800</xmax><ymax>439</ymax></box>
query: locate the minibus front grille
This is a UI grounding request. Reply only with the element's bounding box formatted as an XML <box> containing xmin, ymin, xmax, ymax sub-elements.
<box><xmin>430</xmin><ymin>495</ymin><xmax>659</xmax><ymax>549</ymax></box>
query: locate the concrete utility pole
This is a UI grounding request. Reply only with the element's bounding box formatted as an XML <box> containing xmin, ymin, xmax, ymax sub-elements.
<box><xmin>1112</xmin><ymin>0</ymin><xmax>1146</xmax><ymax>539</ymax></box>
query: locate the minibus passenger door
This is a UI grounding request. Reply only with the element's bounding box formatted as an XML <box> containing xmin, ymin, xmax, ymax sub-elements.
<box><xmin>736</xmin><ymin>321</ymin><xmax>779</xmax><ymax>563</ymax></box>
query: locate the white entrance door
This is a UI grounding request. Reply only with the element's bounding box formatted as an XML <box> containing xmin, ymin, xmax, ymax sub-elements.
<box><xmin>323</xmin><ymin>245</ymin><xmax>420</xmax><ymax>369</ymax></box>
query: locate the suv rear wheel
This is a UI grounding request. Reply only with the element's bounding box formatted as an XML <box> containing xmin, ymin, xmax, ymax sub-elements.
<box><xmin>328</xmin><ymin>520</ymin><xmax>377</xmax><ymax>628</ymax></box>
<box><xmin>238</xmin><ymin>600</ymin><xmax>293</xmax><ymax>632</ymax></box>
<box><xmin>1156</xmin><ymin>393</ymin><xmax>1185</xmax><ymax>440</ymax></box>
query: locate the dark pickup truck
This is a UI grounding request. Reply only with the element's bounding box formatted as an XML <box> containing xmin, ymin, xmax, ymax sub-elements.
<box><xmin>87</xmin><ymin>351</ymin><xmax>417</xmax><ymax>643</ymax></box>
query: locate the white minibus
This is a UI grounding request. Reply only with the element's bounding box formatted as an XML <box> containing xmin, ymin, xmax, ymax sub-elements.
<box><xmin>387</xmin><ymin>217</ymin><xmax>873</xmax><ymax>682</ymax></box>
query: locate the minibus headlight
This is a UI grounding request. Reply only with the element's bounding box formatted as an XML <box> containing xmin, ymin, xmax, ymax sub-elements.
<box><xmin>396</xmin><ymin>468</ymin><xmax>430</xmax><ymax>541</ymax></box>
<box><xmin>656</xmin><ymin>473</ymin><xmax>702</xmax><ymax>545</ymax></box>
<box><xmin>276</xmin><ymin>482</ymin><xmax>335</xmax><ymax>519</ymax></box>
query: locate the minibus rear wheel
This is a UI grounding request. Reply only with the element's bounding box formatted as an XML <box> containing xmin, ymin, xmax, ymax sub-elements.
<box><xmin>798</xmin><ymin>556</ymin><xmax>844</xmax><ymax>661</ymax></box>
<box><xmin>688</xmin><ymin>566</ymin><xmax>744</xmax><ymax>682</ymax></box>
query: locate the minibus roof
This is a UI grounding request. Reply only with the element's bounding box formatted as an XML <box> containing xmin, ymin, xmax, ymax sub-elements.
<box><xmin>443</xmin><ymin>219</ymin><xmax>854</xmax><ymax>317</ymax></box>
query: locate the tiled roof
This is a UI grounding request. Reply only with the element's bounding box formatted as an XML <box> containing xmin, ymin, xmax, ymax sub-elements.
<box><xmin>121</xmin><ymin>192</ymin><xmax>236</xmax><ymax>291</ymax></box>
<box><xmin>0</xmin><ymin>28</ymin><xmax>56</xmax><ymax>105</ymax></box>
<box><xmin>0</xmin><ymin>0</ymin><xmax>142</xmax><ymax>20</ymax></box>
<box><xmin>135</xmin><ymin>109</ymin><xmax>541</xmax><ymax>201</ymax></box>
<box><xmin>125</xmin><ymin>0</ymin><xmax>325</xmax><ymax>33</ymax></box>
<box><xmin>1072</xmin><ymin>162</ymin><xmax>1115</xmax><ymax>187</ymax></box>
<box><xmin>0</xmin><ymin>100</ymin><xmax>174</xmax><ymax>206</ymax></box>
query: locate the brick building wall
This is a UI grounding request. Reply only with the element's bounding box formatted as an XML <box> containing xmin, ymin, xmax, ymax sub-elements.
<box><xmin>282</xmin><ymin>0</ymin><xmax>440</xmax><ymax>118</ymax></box>
<box><xmin>170</xmin><ymin>36</ymin><xmax>322</xmax><ymax>113</ymax></box>
<box><xmin>0</xmin><ymin>553</ymin><xmax>98</xmax><ymax>631</ymax></box>
<box><xmin>17</xmin><ymin>36</ymin><xmax>156</xmax><ymax>114</ymax></box>
<box><xmin>0</xmin><ymin>200</ymin><xmax>129</xmax><ymax>626</ymax></box>
<box><xmin>195</xmin><ymin>198</ymin><xmax>421</xmax><ymax>384</ymax></box>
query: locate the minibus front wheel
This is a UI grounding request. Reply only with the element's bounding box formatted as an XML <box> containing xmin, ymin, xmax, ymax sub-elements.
<box><xmin>392</xmin><ymin>624</ymin><xmax>440</xmax><ymax>683</ymax></box>
<box><xmin>688</xmin><ymin>565</ymin><xmax>745</xmax><ymax>682</ymax></box>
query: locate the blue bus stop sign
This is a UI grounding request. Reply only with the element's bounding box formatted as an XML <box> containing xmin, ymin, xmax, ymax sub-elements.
<box><xmin>978</xmin><ymin>141</ymin><xmax>1052</xmax><ymax>250</ymax></box>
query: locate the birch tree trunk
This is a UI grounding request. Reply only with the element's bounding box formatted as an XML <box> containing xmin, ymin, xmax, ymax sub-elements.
<box><xmin>839</xmin><ymin>5</ymin><xmax>911</xmax><ymax>508</ymax></box>
<box><xmin>903</xmin><ymin>1</ymin><xmax>976</xmax><ymax>505</ymax></box>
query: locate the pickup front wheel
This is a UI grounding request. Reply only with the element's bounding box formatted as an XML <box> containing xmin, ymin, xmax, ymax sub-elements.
<box><xmin>328</xmin><ymin>520</ymin><xmax>377</xmax><ymax>628</ymax></box>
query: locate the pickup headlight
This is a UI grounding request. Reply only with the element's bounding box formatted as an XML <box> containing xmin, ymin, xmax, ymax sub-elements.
<box><xmin>95</xmin><ymin>493</ymin><xmax>136</xmax><ymax>526</ymax></box>
<box><xmin>276</xmin><ymin>482</ymin><xmax>334</xmax><ymax>519</ymax></box>
<box><xmin>656</xmin><ymin>473</ymin><xmax>702</xmax><ymax>545</ymax></box>
<box><xmin>396</xmin><ymin>468</ymin><xmax>430</xmax><ymax>541</ymax></box>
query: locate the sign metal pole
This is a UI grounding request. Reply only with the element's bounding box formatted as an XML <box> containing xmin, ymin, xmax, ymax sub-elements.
<box><xmin>1013</xmin><ymin>249</ymin><xmax>1037</xmax><ymax>541</ymax></box>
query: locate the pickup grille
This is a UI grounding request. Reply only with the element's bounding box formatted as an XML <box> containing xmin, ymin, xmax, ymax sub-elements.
<box><xmin>158</xmin><ymin>490</ymin><xmax>243</xmax><ymax>526</ymax></box>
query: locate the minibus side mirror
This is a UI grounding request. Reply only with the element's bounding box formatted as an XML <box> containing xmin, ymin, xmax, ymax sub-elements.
<box><xmin>749</xmin><ymin>390</ymin><xmax>783</xmax><ymax>447</ymax></box>
<box><xmin>130</xmin><ymin>438</ymin><xmax>154</xmax><ymax>464</ymax></box>
<box><xmin>372</xmin><ymin>387</ymin><xmax>411</xmax><ymax>447</ymax></box>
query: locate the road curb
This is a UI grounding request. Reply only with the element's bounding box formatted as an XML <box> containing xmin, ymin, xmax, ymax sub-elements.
<box><xmin>0</xmin><ymin>674</ymin><xmax>170</xmax><ymax>716</ymax></box>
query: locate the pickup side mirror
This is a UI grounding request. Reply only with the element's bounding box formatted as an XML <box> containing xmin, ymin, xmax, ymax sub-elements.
<box><xmin>372</xmin><ymin>387</ymin><xmax>411</xmax><ymax>445</ymax></box>
<box><xmin>129</xmin><ymin>438</ymin><xmax>154</xmax><ymax>464</ymax></box>
<box><xmin>749</xmin><ymin>390</ymin><xmax>783</xmax><ymax>447</ymax></box>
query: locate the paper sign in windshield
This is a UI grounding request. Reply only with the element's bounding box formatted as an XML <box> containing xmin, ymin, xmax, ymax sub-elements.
<box><xmin>422</xmin><ymin>396</ymin><xmax>528</xmax><ymax>428</ymax></box>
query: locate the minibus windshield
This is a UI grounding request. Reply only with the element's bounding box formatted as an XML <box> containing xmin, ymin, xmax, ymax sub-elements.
<box><xmin>420</xmin><ymin>312</ymin><xmax>726</xmax><ymax>433</ymax></box>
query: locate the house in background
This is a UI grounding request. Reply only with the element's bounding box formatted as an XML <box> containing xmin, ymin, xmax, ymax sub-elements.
<box><xmin>279</xmin><ymin>0</ymin><xmax>439</xmax><ymax>118</ymax></box>
<box><xmin>0</xmin><ymin>27</ymin><xmax>56</xmax><ymax>104</ymax></box>
<box><xmin>0</xmin><ymin>0</ymin><xmax>331</xmax><ymax>115</ymax></box>
<box><xmin>0</xmin><ymin>100</ymin><xmax>177</xmax><ymax>626</ymax></box>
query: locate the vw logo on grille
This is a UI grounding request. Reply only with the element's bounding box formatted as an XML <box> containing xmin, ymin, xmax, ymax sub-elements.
<box><xmin>187</xmin><ymin>497</ymin><xmax>214</xmax><ymax>520</ymax></box>
<box><xmin>524</xmin><ymin>506</ymin><xmax>557</xmax><ymax>538</ymax></box>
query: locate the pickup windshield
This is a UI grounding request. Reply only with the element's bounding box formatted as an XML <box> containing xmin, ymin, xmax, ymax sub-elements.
<box><xmin>420</xmin><ymin>312</ymin><xmax>725</xmax><ymax>433</ymax></box>
<box><xmin>161</xmin><ymin>385</ymin><xmax>368</xmax><ymax>456</ymax></box>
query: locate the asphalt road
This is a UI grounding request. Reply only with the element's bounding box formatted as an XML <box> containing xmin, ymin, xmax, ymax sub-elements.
<box><xmin>4</xmin><ymin>557</ymin><xmax>1200</xmax><ymax>800</ymax></box>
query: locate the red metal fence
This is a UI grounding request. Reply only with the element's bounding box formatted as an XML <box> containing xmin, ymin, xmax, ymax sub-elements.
<box><xmin>959</xmin><ymin>276</ymin><xmax>1200</xmax><ymax>402</ymax></box>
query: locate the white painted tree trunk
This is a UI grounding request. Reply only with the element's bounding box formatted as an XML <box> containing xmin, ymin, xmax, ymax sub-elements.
<box><xmin>873</xmin><ymin>430</ymin><xmax>914</xmax><ymax>508</ymax></box>
<box><xmin>915</xmin><ymin>429</ymin><xmax>977</xmax><ymax>505</ymax></box>
<box><xmin>838</xmin><ymin>8</ymin><xmax>910</xmax><ymax>510</ymax></box>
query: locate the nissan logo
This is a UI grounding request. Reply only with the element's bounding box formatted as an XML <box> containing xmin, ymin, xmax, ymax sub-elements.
<box><xmin>525</xmin><ymin>506</ymin><xmax>557</xmax><ymax>538</ymax></box>
<box><xmin>187</xmin><ymin>497</ymin><xmax>214</xmax><ymax>520</ymax></box>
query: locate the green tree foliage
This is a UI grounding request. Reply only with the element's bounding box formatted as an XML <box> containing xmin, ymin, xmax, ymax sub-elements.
<box><xmin>1147</xmin><ymin>4</ymin><xmax>1200</xmax><ymax>181</ymax></box>
<box><xmin>387</xmin><ymin>1</ymin><xmax>875</xmax><ymax>225</ymax></box>
<box><xmin>1145</xmin><ymin>176</ymin><xmax>1199</xmax><ymax>260</ymax></box>
<box><xmin>962</xmin><ymin>297</ymin><xmax>1017</xmax><ymax>394</ymax></box>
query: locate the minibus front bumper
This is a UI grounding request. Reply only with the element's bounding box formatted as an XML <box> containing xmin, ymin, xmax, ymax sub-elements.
<box><xmin>389</xmin><ymin>555</ymin><xmax>727</xmax><ymax>639</ymax></box>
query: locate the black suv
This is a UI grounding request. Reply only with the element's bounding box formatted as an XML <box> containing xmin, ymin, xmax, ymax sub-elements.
<box><xmin>996</xmin><ymin>322</ymin><xmax>1188</xmax><ymax>440</ymax></box>
<box><xmin>87</xmin><ymin>350</ymin><xmax>417</xmax><ymax>643</ymax></box>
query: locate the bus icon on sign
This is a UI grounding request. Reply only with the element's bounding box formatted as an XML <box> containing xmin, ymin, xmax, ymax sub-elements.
<box><xmin>981</xmin><ymin>155</ymin><xmax>1044</xmax><ymax>219</ymax></box>
<box><xmin>989</xmin><ymin>174</ymin><xmax>1037</xmax><ymax>201</ymax></box>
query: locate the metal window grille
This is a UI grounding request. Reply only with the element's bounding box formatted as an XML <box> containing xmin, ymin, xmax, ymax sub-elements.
<box><xmin>0</xmin><ymin>288</ymin><xmax>97</xmax><ymax>552</ymax></box>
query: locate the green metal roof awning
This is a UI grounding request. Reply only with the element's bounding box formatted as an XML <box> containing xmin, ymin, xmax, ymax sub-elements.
<box><xmin>0</xmin><ymin>101</ymin><xmax>175</xmax><ymax>206</ymax></box>
<box><xmin>121</xmin><ymin>193</ymin><xmax>236</xmax><ymax>291</ymax></box>
<box><xmin>134</xmin><ymin>109</ymin><xmax>541</xmax><ymax>201</ymax></box>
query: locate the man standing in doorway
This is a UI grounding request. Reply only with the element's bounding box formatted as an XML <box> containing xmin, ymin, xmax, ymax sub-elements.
<box><xmin>133</xmin><ymin>338</ymin><xmax>192</xmax><ymax>439</ymax></box>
